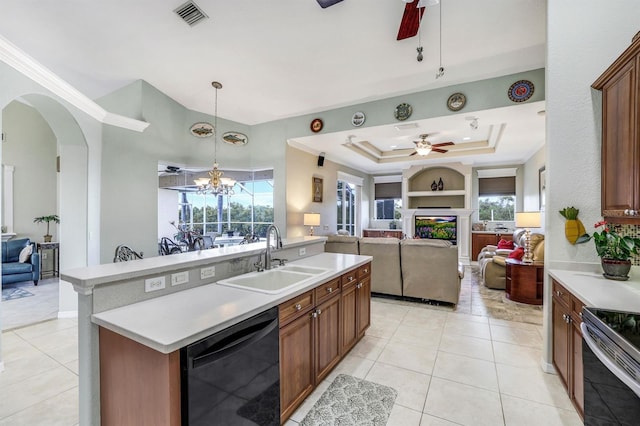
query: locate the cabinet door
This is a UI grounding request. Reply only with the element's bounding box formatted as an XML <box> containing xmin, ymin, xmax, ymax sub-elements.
<box><xmin>572</xmin><ymin>321</ymin><xmax>584</xmax><ymax>418</ymax></box>
<box><xmin>280</xmin><ymin>312</ymin><xmax>315</xmax><ymax>421</ymax></box>
<box><xmin>341</xmin><ymin>281</ymin><xmax>358</xmax><ymax>353</ymax></box>
<box><xmin>356</xmin><ymin>275</ymin><xmax>371</xmax><ymax>338</ymax></box>
<box><xmin>552</xmin><ymin>299</ymin><xmax>570</xmax><ymax>389</ymax></box>
<box><xmin>472</xmin><ymin>233</ymin><xmax>498</xmax><ymax>261</ymax></box>
<box><xmin>601</xmin><ymin>59</ymin><xmax>637</xmax><ymax>215</ymax></box>
<box><xmin>315</xmin><ymin>293</ymin><xmax>341</xmax><ymax>382</ymax></box>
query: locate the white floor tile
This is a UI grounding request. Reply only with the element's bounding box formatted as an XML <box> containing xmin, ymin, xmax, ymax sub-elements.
<box><xmin>490</xmin><ymin>324</ymin><xmax>543</xmax><ymax>348</ymax></box>
<box><xmin>443</xmin><ymin>317</ymin><xmax>491</xmax><ymax>340</ymax></box>
<box><xmin>365</xmin><ymin>362</ymin><xmax>430</xmax><ymax>412</ymax></box>
<box><xmin>501</xmin><ymin>394</ymin><xmax>583</xmax><ymax>426</ymax></box>
<box><xmin>423</xmin><ymin>377</ymin><xmax>504</xmax><ymax>426</ymax></box>
<box><xmin>23</xmin><ymin>327</ymin><xmax>77</xmax><ymax>353</ymax></box>
<box><xmin>446</xmin><ymin>311</ymin><xmax>490</xmax><ymax>324</ymax></box>
<box><xmin>493</xmin><ymin>340</ymin><xmax>543</xmax><ymax>369</ymax></box>
<box><xmin>288</xmin><ymin>380</ymin><xmax>330</xmax><ymax>423</ymax></box>
<box><xmin>0</xmin><ymin>351</ymin><xmax>61</xmax><ymax>388</ymax></box>
<box><xmin>349</xmin><ymin>335</ymin><xmax>388</xmax><ymax>361</ymax></box>
<box><xmin>432</xmin><ymin>351</ymin><xmax>499</xmax><ymax>392</ymax></box>
<box><xmin>496</xmin><ymin>364</ymin><xmax>574</xmax><ymax>410</ymax></box>
<box><xmin>377</xmin><ymin>340</ymin><xmax>437</xmax><ymax>375</ymax></box>
<box><xmin>438</xmin><ymin>332</ymin><xmax>495</xmax><ymax>362</ymax></box>
<box><xmin>387</xmin><ymin>404</ymin><xmax>422</xmax><ymax>426</ymax></box>
<box><xmin>0</xmin><ymin>386</ymin><xmax>78</xmax><ymax>426</ymax></box>
<box><xmin>325</xmin><ymin>353</ymin><xmax>374</xmax><ymax>382</ymax></box>
<box><xmin>389</xmin><ymin>323</ymin><xmax>443</xmax><ymax>350</ymax></box>
<box><xmin>420</xmin><ymin>413</ymin><xmax>462</xmax><ymax>425</ymax></box>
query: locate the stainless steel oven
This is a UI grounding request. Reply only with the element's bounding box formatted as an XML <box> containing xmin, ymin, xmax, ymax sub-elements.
<box><xmin>581</xmin><ymin>307</ymin><xmax>640</xmax><ymax>425</ymax></box>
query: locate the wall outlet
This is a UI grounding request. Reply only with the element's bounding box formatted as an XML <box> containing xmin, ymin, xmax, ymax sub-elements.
<box><xmin>144</xmin><ymin>276</ymin><xmax>166</xmax><ymax>292</ymax></box>
<box><xmin>323</xmin><ymin>225</ymin><xmax>329</xmax><ymax>230</ymax></box>
<box><xmin>42</xmin><ymin>252</ymin><xmax>48</xmax><ymax>260</ymax></box>
<box><xmin>171</xmin><ymin>271</ymin><xmax>189</xmax><ymax>286</ymax></box>
<box><xmin>200</xmin><ymin>266</ymin><xmax>215</xmax><ymax>280</ymax></box>
<box><xmin>299</xmin><ymin>247</ymin><xmax>306</xmax><ymax>256</ymax></box>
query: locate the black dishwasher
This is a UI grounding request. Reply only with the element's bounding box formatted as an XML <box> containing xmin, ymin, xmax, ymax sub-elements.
<box><xmin>181</xmin><ymin>307</ymin><xmax>280</xmax><ymax>426</ymax></box>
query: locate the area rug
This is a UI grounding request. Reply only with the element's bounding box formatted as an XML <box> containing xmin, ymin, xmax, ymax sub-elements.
<box><xmin>300</xmin><ymin>374</ymin><xmax>397</xmax><ymax>426</ymax></box>
<box><xmin>2</xmin><ymin>287</ymin><xmax>35</xmax><ymax>301</ymax></box>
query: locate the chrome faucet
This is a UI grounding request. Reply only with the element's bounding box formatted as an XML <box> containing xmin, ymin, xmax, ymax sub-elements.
<box><xmin>265</xmin><ymin>224</ymin><xmax>282</xmax><ymax>270</ymax></box>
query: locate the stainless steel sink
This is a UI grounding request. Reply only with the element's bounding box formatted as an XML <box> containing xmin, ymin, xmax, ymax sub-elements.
<box><xmin>216</xmin><ymin>266</ymin><xmax>329</xmax><ymax>294</ymax></box>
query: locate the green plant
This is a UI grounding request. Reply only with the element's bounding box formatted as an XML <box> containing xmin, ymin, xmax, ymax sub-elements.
<box><xmin>33</xmin><ymin>214</ymin><xmax>60</xmax><ymax>236</ymax></box>
<box><xmin>584</xmin><ymin>220</ymin><xmax>640</xmax><ymax>261</ymax></box>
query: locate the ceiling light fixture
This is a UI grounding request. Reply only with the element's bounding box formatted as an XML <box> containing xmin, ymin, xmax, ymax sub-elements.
<box><xmin>195</xmin><ymin>81</ymin><xmax>236</xmax><ymax>196</ymax></box>
<box><xmin>469</xmin><ymin>118</ymin><xmax>478</xmax><ymax>130</ymax></box>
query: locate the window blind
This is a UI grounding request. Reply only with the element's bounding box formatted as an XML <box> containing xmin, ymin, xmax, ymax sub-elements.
<box><xmin>479</xmin><ymin>177</ymin><xmax>515</xmax><ymax>196</ymax></box>
<box><xmin>374</xmin><ymin>182</ymin><xmax>401</xmax><ymax>200</ymax></box>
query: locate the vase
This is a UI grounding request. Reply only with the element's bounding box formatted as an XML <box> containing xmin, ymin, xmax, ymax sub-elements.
<box><xmin>438</xmin><ymin>177</ymin><xmax>444</xmax><ymax>191</ymax></box>
<box><xmin>44</xmin><ymin>234</ymin><xmax>52</xmax><ymax>242</ymax></box>
<box><xmin>431</xmin><ymin>180</ymin><xmax>438</xmax><ymax>191</ymax></box>
<box><xmin>601</xmin><ymin>258</ymin><xmax>631</xmax><ymax>280</ymax></box>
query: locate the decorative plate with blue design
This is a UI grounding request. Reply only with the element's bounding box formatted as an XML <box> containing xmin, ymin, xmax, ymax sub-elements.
<box><xmin>508</xmin><ymin>80</ymin><xmax>535</xmax><ymax>102</ymax></box>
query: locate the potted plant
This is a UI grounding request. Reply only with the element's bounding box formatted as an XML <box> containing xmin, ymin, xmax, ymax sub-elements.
<box><xmin>580</xmin><ymin>220</ymin><xmax>640</xmax><ymax>280</ymax></box>
<box><xmin>33</xmin><ymin>214</ymin><xmax>60</xmax><ymax>242</ymax></box>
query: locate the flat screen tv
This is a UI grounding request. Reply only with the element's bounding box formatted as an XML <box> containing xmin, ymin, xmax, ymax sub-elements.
<box><xmin>414</xmin><ymin>216</ymin><xmax>457</xmax><ymax>244</ymax></box>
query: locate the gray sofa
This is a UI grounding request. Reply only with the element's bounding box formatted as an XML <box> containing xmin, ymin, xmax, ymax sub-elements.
<box><xmin>2</xmin><ymin>238</ymin><xmax>40</xmax><ymax>285</ymax></box>
<box><xmin>324</xmin><ymin>235</ymin><xmax>462</xmax><ymax>305</ymax></box>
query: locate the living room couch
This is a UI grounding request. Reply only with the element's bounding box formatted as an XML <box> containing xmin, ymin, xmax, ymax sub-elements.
<box><xmin>324</xmin><ymin>235</ymin><xmax>462</xmax><ymax>305</ymax></box>
<box><xmin>2</xmin><ymin>238</ymin><xmax>40</xmax><ymax>285</ymax></box>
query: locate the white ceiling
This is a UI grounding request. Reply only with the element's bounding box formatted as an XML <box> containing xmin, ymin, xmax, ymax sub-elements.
<box><xmin>0</xmin><ymin>0</ymin><xmax>547</xmax><ymax>173</ymax></box>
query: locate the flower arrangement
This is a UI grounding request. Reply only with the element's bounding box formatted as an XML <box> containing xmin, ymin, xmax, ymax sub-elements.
<box><xmin>588</xmin><ymin>221</ymin><xmax>640</xmax><ymax>261</ymax></box>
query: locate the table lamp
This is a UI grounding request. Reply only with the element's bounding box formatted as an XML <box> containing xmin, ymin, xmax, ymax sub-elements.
<box><xmin>303</xmin><ymin>213</ymin><xmax>321</xmax><ymax>236</ymax></box>
<box><xmin>515</xmin><ymin>211</ymin><xmax>542</xmax><ymax>264</ymax></box>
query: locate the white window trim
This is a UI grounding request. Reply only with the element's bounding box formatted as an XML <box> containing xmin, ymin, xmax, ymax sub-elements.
<box><xmin>477</xmin><ymin>168</ymin><xmax>517</xmax><ymax>178</ymax></box>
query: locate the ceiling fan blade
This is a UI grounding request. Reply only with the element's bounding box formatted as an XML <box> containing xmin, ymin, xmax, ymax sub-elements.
<box><xmin>316</xmin><ymin>0</ymin><xmax>343</xmax><ymax>8</ymax></box>
<box><xmin>397</xmin><ymin>1</ymin><xmax>425</xmax><ymax>41</ymax></box>
<box><xmin>432</xmin><ymin>148</ymin><xmax>449</xmax><ymax>153</ymax></box>
<box><xmin>432</xmin><ymin>141</ymin><xmax>455</xmax><ymax>148</ymax></box>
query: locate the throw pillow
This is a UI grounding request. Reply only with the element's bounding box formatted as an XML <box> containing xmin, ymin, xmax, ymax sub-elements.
<box><xmin>508</xmin><ymin>247</ymin><xmax>524</xmax><ymax>260</ymax></box>
<box><xmin>19</xmin><ymin>245</ymin><xmax>32</xmax><ymax>263</ymax></box>
<box><xmin>497</xmin><ymin>239</ymin><xmax>514</xmax><ymax>249</ymax></box>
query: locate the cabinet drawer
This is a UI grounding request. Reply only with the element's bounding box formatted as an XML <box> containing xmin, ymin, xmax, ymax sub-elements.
<box><xmin>315</xmin><ymin>277</ymin><xmax>341</xmax><ymax>303</ymax></box>
<box><xmin>279</xmin><ymin>290</ymin><xmax>314</xmax><ymax>326</ymax></box>
<box><xmin>571</xmin><ymin>294</ymin><xmax>586</xmax><ymax>324</ymax></box>
<box><xmin>358</xmin><ymin>263</ymin><xmax>371</xmax><ymax>279</ymax></box>
<box><xmin>341</xmin><ymin>269</ymin><xmax>358</xmax><ymax>287</ymax></box>
<box><xmin>552</xmin><ymin>279</ymin><xmax>571</xmax><ymax>308</ymax></box>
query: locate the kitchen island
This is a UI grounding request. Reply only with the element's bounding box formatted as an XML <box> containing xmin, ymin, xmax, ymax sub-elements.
<box><xmin>62</xmin><ymin>237</ymin><xmax>371</xmax><ymax>425</ymax></box>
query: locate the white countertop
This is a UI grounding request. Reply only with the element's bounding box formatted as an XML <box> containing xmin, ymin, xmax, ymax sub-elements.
<box><xmin>91</xmin><ymin>252</ymin><xmax>371</xmax><ymax>354</ymax></box>
<box><xmin>549</xmin><ymin>268</ymin><xmax>640</xmax><ymax>312</ymax></box>
<box><xmin>62</xmin><ymin>236</ymin><xmax>326</xmax><ymax>293</ymax></box>
<box><xmin>471</xmin><ymin>230</ymin><xmax>514</xmax><ymax>234</ymax></box>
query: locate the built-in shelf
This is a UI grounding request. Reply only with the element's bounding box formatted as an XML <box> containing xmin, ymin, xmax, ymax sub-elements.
<box><xmin>407</xmin><ymin>190</ymin><xmax>466</xmax><ymax>197</ymax></box>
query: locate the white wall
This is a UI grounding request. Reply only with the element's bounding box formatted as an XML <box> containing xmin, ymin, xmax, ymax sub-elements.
<box><xmin>2</xmin><ymin>101</ymin><xmax>57</xmax><ymax>242</ymax></box>
<box><xmin>544</xmin><ymin>0</ymin><xmax>640</xmax><ymax>366</ymax></box>
<box><xmin>158</xmin><ymin>189</ymin><xmax>178</xmax><ymax>240</ymax></box>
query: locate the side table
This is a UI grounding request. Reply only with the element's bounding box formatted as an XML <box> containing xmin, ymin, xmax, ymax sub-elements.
<box><xmin>505</xmin><ymin>258</ymin><xmax>544</xmax><ymax>305</ymax></box>
<box><xmin>37</xmin><ymin>242</ymin><xmax>60</xmax><ymax>279</ymax></box>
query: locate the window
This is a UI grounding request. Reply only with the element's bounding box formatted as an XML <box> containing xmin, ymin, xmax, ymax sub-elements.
<box><xmin>478</xmin><ymin>176</ymin><xmax>516</xmax><ymax>221</ymax></box>
<box><xmin>177</xmin><ymin>170</ymin><xmax>274</xmax><ymax>238</ymax></box>
<box><xmin>337</xmin><ymin>181</ymin><xmax>356</xmax><ymax>235</ymax></box>
<box><xmin>374</xmin><ymin>180</ymin><xmax>402</xmax><ymax>220</ymax></box>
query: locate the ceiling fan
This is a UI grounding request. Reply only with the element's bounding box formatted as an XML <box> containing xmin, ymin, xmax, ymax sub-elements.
<box><xmin>316</xmin><ymin>0</ymin><xmax>343</xmax><ymax>8</ymax></box>
<box><xmin>410</xmin><ymin>134</ymin><xmax>454</xmax><ymax>156</ymax></box>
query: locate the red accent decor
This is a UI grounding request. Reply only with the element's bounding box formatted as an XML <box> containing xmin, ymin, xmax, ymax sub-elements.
<box><xmin>508</xmin><ymin>247</ymin><xmax>525</xmax><ymax>260</ymax></box>
<box><xmin>497</xmin><ymin>239</ymin><xmax>515</xmax><ymax>250</ymax></box>
<box><xmin>397</xmin><ymin>1</ymin><xmax>425</xmax><ymax>41</ymax></box>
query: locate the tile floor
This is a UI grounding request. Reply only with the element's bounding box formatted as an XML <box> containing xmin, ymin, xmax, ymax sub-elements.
<box><xmin>0</xmin><ymin>267</ymin><xmax>581</xmax><ymax>425</ymax></box>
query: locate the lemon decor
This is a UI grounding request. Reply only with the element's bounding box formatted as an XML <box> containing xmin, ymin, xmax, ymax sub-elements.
<box><xmin>559</xmin><ymin>207</ymin><xmax>587</xmax><ymax>244</ymax></box>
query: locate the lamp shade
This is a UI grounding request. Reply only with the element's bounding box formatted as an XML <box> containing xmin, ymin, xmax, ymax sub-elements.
<box><xmin>515</xmin><ymin>212</ymin><xmax>541</xmax><ymax>228</ymax></box>
<box><xmin>303</xmin><ymin>213</ymin><xmax>321</xmax><ymax>227</ymax></box>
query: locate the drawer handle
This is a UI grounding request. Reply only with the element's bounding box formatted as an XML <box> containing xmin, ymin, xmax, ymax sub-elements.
<box><xmin>294</xmin><ymin>303</ymin><xmax>302</xmax><ymax>311</ymax></box>
<box><xmin>326</xmin><ymin>287</ymin><xmax>333</xmax><ymax>293</ymax></box>
<box><xmin>311</xmin><ymin>311</ymin><xmax>317</xmax><ymax>318</ymax></box>
<box><xmin>316</xmin><ymin>308</ymin><xmax>322</xmax><ymax>316</ymax></box>
<box><xmin>356</xmin><ymin>282</ymin><xmax>362</xmax><ymax>289</ymax></box>
<box><xmin>348</xmin><ymin>276</ymin><xmax>354</xmax><ymax>282</ymax></box>
<box><xmin>555</xmin><ymin>290</ymin><xmax>562</xmax><ymax>296</ymax></box>
<box><xmin>579</xmin><ymin>311</ymin><xmax>583</xmax><ymax>318</ymax></box>
<box><xmin>363</xmin><ymin>268</ymin><xmax>369</xmax><ymax>273</ymax></box>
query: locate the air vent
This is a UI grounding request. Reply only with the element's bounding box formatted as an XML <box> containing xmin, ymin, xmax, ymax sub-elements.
<box><xmin>174</xmin><ymin>1</ymin><xmax>208</xmax><ymax>26</ymax></box>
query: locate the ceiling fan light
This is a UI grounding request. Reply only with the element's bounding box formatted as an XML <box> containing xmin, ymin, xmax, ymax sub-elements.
<box><xmin>416</xmin><ymin>146</ymin><xmax>432</xmax><ymax>156</ymax></box>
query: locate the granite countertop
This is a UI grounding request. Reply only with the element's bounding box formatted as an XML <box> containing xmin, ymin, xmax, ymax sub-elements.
<box><xmin>549</xmin><ymin>268</ymin><xmax>640</xmax><ymax>312</ymax></box>
<box><xmin>91</xmin><ymin>252</ymin><xmax>371</xmax><ymax>354</ymax></box>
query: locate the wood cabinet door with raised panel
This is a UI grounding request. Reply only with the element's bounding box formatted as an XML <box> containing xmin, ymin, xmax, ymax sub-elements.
<box><xmin>341</xmin><ymin>280</ymin><xmax>358</xmax><ymax>353</ymax></box>
<box><xmin>315</xmin><ymin>292</ymin><xmax>341</xmax><ymax>382</ymax></box>
<box><xmin>357</xmin><ymin>275</ymin><xmax>371</xmax><ymax>337</ymax></box>
<box><xmin>472</xmin><ymin>233</ymin><xmax>498</xmax><ymax>261</ymax></box>
<box><xmin>552</xmin><ymin>298</ymin><xmax>570</xmax><ymax>389</ymax></box>
<box><xmin>280</xmin><ymin>312</ymin><xmax>315</xmax><ymax>421</ymax></box>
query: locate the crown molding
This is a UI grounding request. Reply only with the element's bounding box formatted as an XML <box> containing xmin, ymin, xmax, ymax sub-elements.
<box><xmin>0</xmin><ymin>35</ymin><xmax>149</xmax><ymax>133</ymax></box>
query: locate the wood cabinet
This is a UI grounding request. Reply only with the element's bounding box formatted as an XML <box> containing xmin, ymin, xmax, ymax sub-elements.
<box><xmin>551</xmin><ymin>279</ymin><xmax>585</xmax><ymax>420</ymax></box>
<box><xmin>505</xmin><ymin>259</ymin><xmax>543</xmax><ymax>305</ymax></box>
<box><xmin>363</xmin><ymin>229</ymin><xmax>403</xmax><ymax>238</ymax></box>
<box><xmin>471</xmin><ymin>232</ymin><xmax>513</xmax><ymax>261</ymax></box>
<box><xmin>593</xmin><ymin>32</ymin><xmax>640</xmax><ymax>222</ymax></box>
<box><xmin>280</xmin><ymin>263</ymin><xmax>371</xmax><ymax>423</ymax></box>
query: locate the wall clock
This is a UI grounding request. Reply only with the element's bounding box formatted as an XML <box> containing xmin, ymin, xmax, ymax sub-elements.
<box><xmin>394</xmin><ymin>103</ymin><xmax>412</xmax><ymax>121</ymax></box>
<box><xmin>310</xmin><ymin>118</ymin><xmax>323</xmax><ymax>133</ymax></box>
<box><xmin>351</xmin><ymin>111</ymin><xmax>366</xmax><ymax>127</ymax></box>
<box><xmin>447</xmin><ymin>93</ymin><xmax>466</xmax><ymax>111</ymax></box>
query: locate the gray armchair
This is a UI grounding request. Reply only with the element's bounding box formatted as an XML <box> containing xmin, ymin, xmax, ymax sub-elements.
<box><xmin>359</xmin><ymin>237</ymin><xmax>402</xmax><ymax>296</ymax></box>
<box><xmin>2</xmin><ymin>238</ymin><xmax>40</xmax><ymax>285</ymax></box>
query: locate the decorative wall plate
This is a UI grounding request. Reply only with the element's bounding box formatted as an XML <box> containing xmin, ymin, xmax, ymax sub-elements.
<box><xmin>394</xmin><ymin>103</ymin><xmax>413</xmax><ymax>121</ymax></box>
<box><xmin>351</xmin><ymin>111</ymin><xmax>366</xmax><ymax>127</ymax></box>
<box><xmin>222</xmin><ymin>132</ymin><xmax>248</xmax><ymax>146</ymax></box>
<box><xmin>508</xmin><ymin>80</ymin><xmax>535</xmax><ymax>102</ymax></box>
<box><xmin>310</xmin><ymin>118</ymin><xmax>324</xmax><ymax>133</ymax></box>
<box><xmin>190</xmin><ymin>122</ymin><xmax>214</xmax><ymax>138</ymax></box>
<box><xmin>447</xmin><ymin>93</ymin><xmax>466</xmax><ymax>111</ymax></box>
